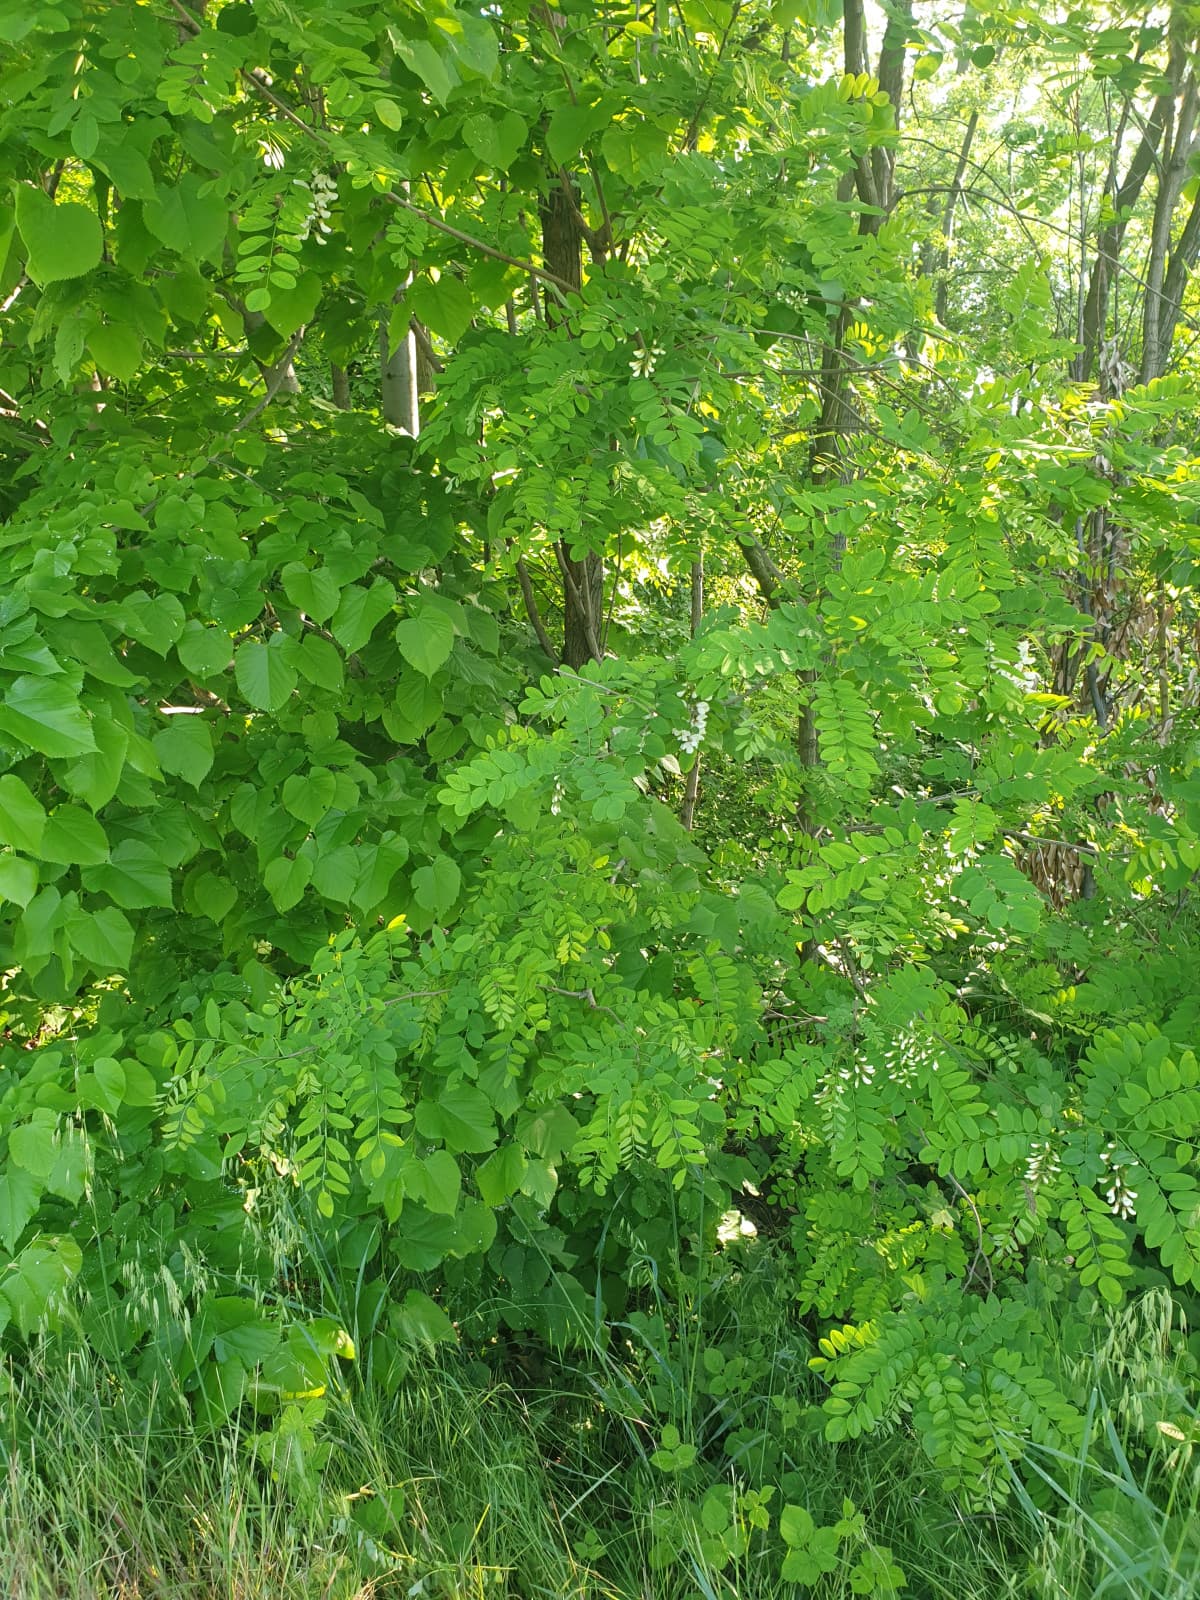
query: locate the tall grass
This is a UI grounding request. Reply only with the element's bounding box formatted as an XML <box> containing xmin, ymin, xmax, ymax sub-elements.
<box><xmin>1014</xmin><ymin>1288</ymin><xmax>1200</xmax><ymax>1600</ymax></box>
<box><xmin>1</xmin><ymin>1289</ymin><xmax>1195</xmax><ymax>1599</ymax></box>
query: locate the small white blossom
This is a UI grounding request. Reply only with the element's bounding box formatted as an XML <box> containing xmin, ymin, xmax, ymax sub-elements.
<box><xmin>297</xmin><ymin>170</ymin><xmax>337</xmax><ymax>242</ymax></box>
<box><xmin>1100</xmin><ymin>1145</ymin><xmax>1138</xmax><ymax>1220</ymax></box>
<box><xmin>674</xmin><ymin>697</ymin><xmax>709</xmax><ymax>756</ymax></box>
<box><xmin>630</xmin><ymin>342</ymin><xmax>665</xmax><ymax>377</ymax></box>
<box><xmin>1024</xmin><ymin>1139</ymin><xmax>1061</xmax><ymax>1189</ymax></box>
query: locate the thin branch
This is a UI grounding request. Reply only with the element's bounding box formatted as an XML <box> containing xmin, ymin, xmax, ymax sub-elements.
<box><xmin>229</xmin><ymin>327</ymin><xmax>306</xmax><ymax>435</ymax></box>
<box><xmin>516</xmin><ymin>556</ymin><xmax>560</xmax><ymax>660</ymax></box>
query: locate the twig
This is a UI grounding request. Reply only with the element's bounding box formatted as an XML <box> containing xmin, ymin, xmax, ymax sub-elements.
<box><xmin>516</xmin><ymin>556</ymin><xmax>560</xmax><ymax>660</ymax></box>
<box><xmin>543</xmin><ymin>985</ymin><xmax>624</xmax><ymax>1024</ymax></box>
<box><xmin>229</xmin><ymin>327</ymin><xmax>306</xmax><ymax>435</ymax></box>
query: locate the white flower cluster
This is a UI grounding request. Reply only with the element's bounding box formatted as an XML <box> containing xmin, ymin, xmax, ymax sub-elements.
<box><xmin>1101</xmin><ymin>1144</ymin><xmax>1138</xmax><ymax>1221</ymax></box>
<box><xmin>296</xmin><ymin>170</ymin><xmax>337</xmax><ymax>241</ymax></box>
<box><xmin>674</xmin><ymin>698</ymin><xmax>709</xmax><ymax>755</ymax></box>
<box><xmin>837</xmin><ymin>1054</ymin><xmax>876</xmax><ymax>1087</ymax></box>
<box><xmin>1023</xmin><ymin>1139</ymin><xmax>1061</xmax><ymax>1189</ymax></box>
<box><xmin>629</xmin><ymin>342</ymin><xmax>665</xmax><ymax>378</ymax></box>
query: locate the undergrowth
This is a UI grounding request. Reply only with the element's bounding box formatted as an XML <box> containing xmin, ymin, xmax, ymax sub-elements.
<box><xmin>3</xmin><ymin>1289</ymin><xmax>1196</xmax><ymax>1600</ymax></box>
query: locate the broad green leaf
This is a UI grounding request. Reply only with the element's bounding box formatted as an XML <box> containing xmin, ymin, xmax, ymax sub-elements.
<box><xmin>264</xmin><ymin>272</ymin><xmax>322</xmax><ymax>339</ymax></box>
<box><xmin>0</xmin><ymin>773</ymin><xmax>47</xmax><ymax>852</ymax></box>
<box><xmin>311</xmin><ymin>844</ymin><xmax>359</xmax><ymax>902</ymax></box>
<box><xmin>414</xmin><ymin>1086</ymin><xmax>496</xmax><ymax>1154</ymax></box>
<box><xmin>44</xmin><ymin>1126</ymin><xmax>87</xmax><ymax>1204</ymax></box>
<box><xmin>61</xmin><ymin>717</ymin><xmax>130</xmax><ymax>811</ymax></box>
<box><xmin>54</xmin><ymin>620</ymin><xmax>137</xmax><ymax>687</ymax></box>
<box><xmin>88</xmin><ymin>322</ymin><xmax>143</xmax><ymax>383</ymax></box>
<box><xmin>177</xmin><ymin>622</ymin><xmax>233</xmax><ymax>676</ymax></box>
<box><xmin>350</xmin><ymin>836</ymin><xmax>409</xmax><ymax>912</ymax></box>
<box><xmin>143</xmin><ymin>175</ymin><xmax>228</xmax><ymax>261</ymax></box>
<box><xmin>390</xmin><ymin>1289</ymin><xmax>457</xmax><ymax>1346</ymax></box>
<box><xmin>78</xmin><ymin>1057</ymin><xmax>126</xmax><ymax>1115</ymax></box>
<box><xmin>264</xmin><ymin>853</ymin><xmax>313</xmax><ymax>911</ymax></box>
<box><xmin>14</xmin><ymin>186</ymin><xmax>103</xmax><ymax>284</ymax></box>
<box><xmin>209</xmin><ymin>1298</ymin><xmax>280</xmax><ymax>1365</ymax></box>
<box><xmin>0</xmin><ymin>675</ymin><xmax>96</xmax><ymax>758</ymax></box>
<box><xmin>547</xmin><ymin>100</ymin><xmax>612</xmax><ymax>167</ymax></box>
<box><xmin>294</xmin><ymin>633</ymin><xmax>344</xmax><ymax>691</ymax></box>
<box><xmin>8</xmin><ymin>1115</ymin><xmax>59</xmax><ymax>1180</ymax></box>
<box><xmin>449</xmin><ymin>13</ymin><xmax>499</xmax><ymax>80</ymax></box>
<box><xmin>66</xmin><ymin>904</ymin><xmax>134</xmax><ymax>970</ymax></box>
<box><xmin>332</xmin><ymin>579</ymin><xmax>395</xmax><ymax>654</ymax></box>
<box><xmin>154</xmin><ymin>716</ymin><xmax>214</xmax><ymax>788</ymax></box>
<box><xmin>282</xmin><ymin>767</ymin><xmax>337</xmax><ymax>827</ymax></box>
<box><xmin>392</xmin><ymin>35</ymin><xmax>455</xmax><ymax>103</ymax></box>
<box><xmin>0</xmin><ymin>1166</ymin><xmax>39</xmax><ymax>1255</ymax></box>
<box><xmin>84</xmin><ymin>841</ymin><xmax>174</xmax><ymax>909</ymax></box>
<box><xmin>415</xmin><ymin>1150</ymin><xmax>461</xmax><ymax>1215</ymax></box>
<box><xmin>1</xmin><ymin>1237</ymin><xmax>83</xmax><ymax>1336</ymax></box>
<box><xmin>40</xmin><ymin>805</ymin><xmax>109</xmax><ymax>867</ymax></box>
<box><xmin>408</xmin><ymin>275</ymin><xmax>475</xmax><ymax>345</ymax></box>
<box><xmin>15</xmin><ymin>887</ymin><xmax>63</xmax><ymax>961</ymax></box>
<box><xmin>462</xmin><ymin>110</ymin><xmax>526</xmax><ymax>171</ymax></box>
<box><xmin>475</xmin><ymin>1142</ymin><xmax>526</xmax><ymax>1206</ymax></box>
<box><xmin>0</xmin><ymin>852</ymin><xmax>37</xmax><ymax>907</ymax></box>
<box><xmin>190</xmin><ymin>871</ymin><xmax>237</xmax><ymax>922</ymax></box>
<box><xmin>383</xmin><ymin>672</ymin><xmax>442</xmax><ymax>742</ymax></box>
<box><xmin>389</xmin><ymin>1205</ymin><xmax>460</xmax><ymax>1271</ymax></box>
<box><xmin>395</xmin><ymin>611</ymin><xmax>455</xmax><ymax>678</ymax></box>
<box><xmin>91</xmin><ymin>129</ymin><xmax>157</xmax><ymax>200</ymax></box>
<box><xmin>120</xmin><ymin>591</ymin><xmax>186</xmax><ymax>654</ymax></box>
<box><xmin>412</xmin><ymin>853</ymin><xmax>461</xmax><ymax>917</ymax></box>
<box><xmin>779</xmin><ymin>1505</ymin><xmax>816</xmax><ymax>1547</ymax></box>
<box><xmin>235</xmin><ymin>639</ymin><xmax>298</xmax><ymax>712</ymax></box>
<box><xmin>281</xmin><ymin>562</ymin><xmax>341</xmax><ymax>623</ymax></box>
<box><xmin>601</xmin><ymin>121</ymin><xmax>670</xmax><ymax>180</ymax></box>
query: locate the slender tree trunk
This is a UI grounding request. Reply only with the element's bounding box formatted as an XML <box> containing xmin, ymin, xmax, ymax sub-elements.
<box><xmin>1073</xmin><ymin>91</ymin><xmax>1171</xmax><ymax>383</ymax></box>
<box><xmin>380</xmin><ymin>296</ymin><xmax>419</xmax><ymax>434</ymax></box>
<box><xmin>934</xmin><ymin>110</ymin><xmax>978</xmax><ymax>325</ymax></box>
<box><xmin>1142</xmin><ymin>75</ymin><xmax>1198</xmax><ymax>383</ymax></box>
<box><xmin>540</xmin><ymin>175</ymin><xmax>604</xmax><ymax>667</ymax></box>
<box><xmin>811</xmin><ymin>0</ymin><xmax>913</xmax><ymax>483</ymax></box>
<box><xmin>1155</xmin><ymin>189</ymin><xmax>1200</xmax><ymax>370</ymax></box>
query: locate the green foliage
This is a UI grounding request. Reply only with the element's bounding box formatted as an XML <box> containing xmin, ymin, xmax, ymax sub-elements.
<box><xmin>1</xmin><ymin>0</ymin><xmax>1200</xmax><ymax>1591</ymax></box>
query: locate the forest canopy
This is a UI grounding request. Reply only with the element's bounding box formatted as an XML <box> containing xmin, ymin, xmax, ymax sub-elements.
<box><xmin>1</xmin><ymin>0</ymin><xmax>1200</xmax><ymax>1594</ymax></box>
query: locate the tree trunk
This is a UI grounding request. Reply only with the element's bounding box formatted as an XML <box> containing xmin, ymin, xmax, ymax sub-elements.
<box><xmin>810</xmin><ymin>0</ymin><xmax>913</xmax><ymax>483</ymax></box>
<box><xmin>380</xmin><ymin>300</ymin><xmax>419</xmax><ymax>434</ymax></box>
<box><xmin>540</xmin><ymin>175</ymin><xmax>604</xmax><ymax>668</ymax></box>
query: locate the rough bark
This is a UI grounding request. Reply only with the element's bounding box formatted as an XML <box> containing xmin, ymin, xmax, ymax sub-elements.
<box><xmin>540</xmin><ymin>174</ymin><xmax>604</xmax><ymax>668</ymax></box>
